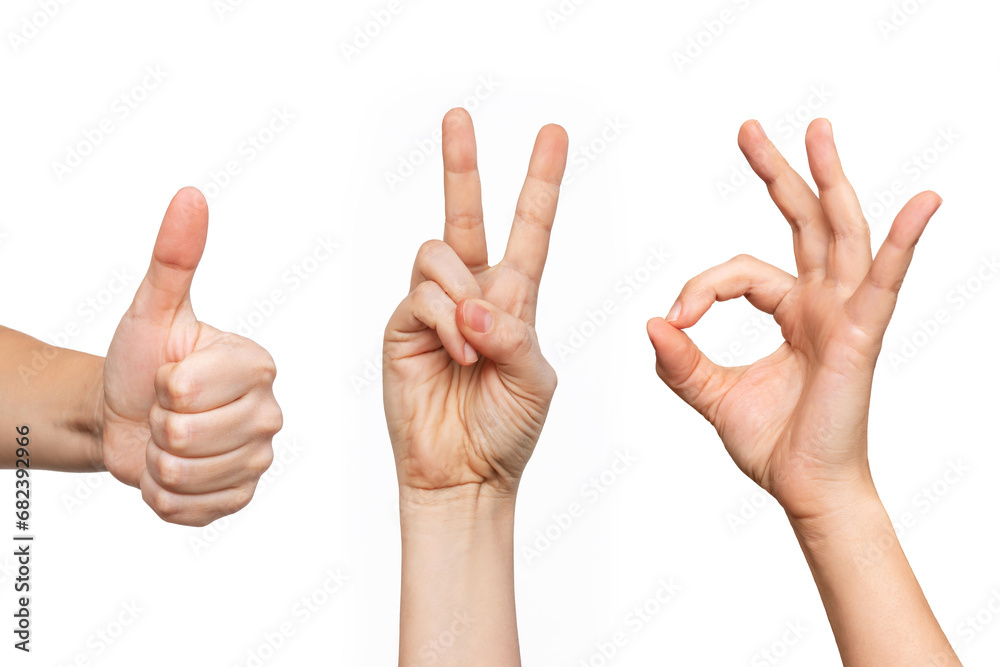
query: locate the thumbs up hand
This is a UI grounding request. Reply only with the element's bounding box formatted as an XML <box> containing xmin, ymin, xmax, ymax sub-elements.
<box><xmin>101</xmin><ymin>188</ymin><xmax>282</xmax><ymax>526</ymax></box>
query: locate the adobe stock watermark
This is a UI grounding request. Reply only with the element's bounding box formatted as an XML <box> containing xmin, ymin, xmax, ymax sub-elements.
<box><xmin>19</xmin><ymin>268</ymin><xmax>137</xmax><ymax>386</ymax></box>
<box><xmin>232</xmin><ymin>567</ymin><xmax>349</xmax><ymax>667</ymax></box>
<box><xmin>202</xmin><ymin>106</ymin><xmax>295</xmax><ymax>201</ymax></box>
<box><xmin>340</xmin><ymin>0</ymin><xmax>415</xmax><ymax>64</ymax></box>
<box><xmin>235</xmin><ymin>234</ymin><xmax>339</xmax><ymax>338</ymax></box>
<box><xmin>716</xmin><ymin>85</ymin><xmax>835</xmax><ymax>202</ymax></box>
<box><xmin>955</xmin><ymin>588</ymin><xmax>1000</xmax><ymax>646</ymax></box>
<box><xmin>710</xmin><ymin>312</ymin><xmax>779</xmax><ymax>367</ymax></box>
<box><xmin>671</xmin><ymin>0</ymin><xmax>757</xmax><ymax>74</ymax></box>
<box><xmin>877</xmin><ymin>0</ymin><xmax>932</xmax><ymax>40</ymax></box>
<box><xmin>521</xmin><ymin>450</ymin><xmax>638</xmax><ymax>565</ymax></box>
<box><xmin>726</xmin><ymin>489</ymin><xmax>775</xmax><ymax>535</ymax></box>
<box><xmin>886</xmin><ymin>254</ymin><xmax>997</xmax><ymax>371</ymax></box>
<box><xmin>350</xmin><ymin>348</ymin><xmax>387</xmax><ymax>395</ymax></box>
<box><xmin>562</xmin><ymin>117</ymin><xmax>628</xmax><ymax>190</ymax></box>
<box><xmin>61</xmin><ymin>473</ymin><xmax>109</xmax><ymax>515</ymax></box>
<box><xmin>553</xmin><ymin>246</ymin><xmax>672</xmax><ymax>361</ymax></box>
<box><xmin>7</xmin><ymin>0</ymin><xmax>72</xmax><ymax>54</ymax></box>
<box><xmin>51</xmin><ymin>66</ymin><xmax>168</xmax><ymax>183</ymax></box>
<box><xmin>48</xmin><ymin>268</ymin><xmax>136</xmax><ymax>347</ymax></box>
<box><xmin>53</xmin><ymin>601</ymin><xmax>143</xmax><ymax>667</ymax></box>
<box><xmin>190</xmin><ymin>436</ymin><xmax>306</xmax><ymax>556</ymax></box>
<box><xmin>418</xmin><ymin>610</ymin><xmax>475</xmax><ymax>664</ymax></box>
<box><xmin>864</xmin><ymin>126</ymin><xmax>958</xmax><ymax>229</ymax></box>
<box><xmin>751</xmin><ymin>620</ymin><xmax>808</xmax><ymax>666</ymax></box>
<box><xmin>578</xmin><ymin>578</ymin><xmax>681</xmax><ymax>666</ymax></box>
<box><xmin>544</xmin><ymin>0</ymin><xmax>594</xmax><ymax>31</ymax></box>
<box><xmin>213</xmin><ymin>0</ymin><xmax>251</xmax><ymax>20</ymax></box>
<box><xmin>858</xmin><ymin>460</ymin><xmax>970</xmax><ymax>567</ymax></box>
<box><xmin>384</xmin><ymin>75</ymin><xmax>502</xmax><ymax>192</ymax></box>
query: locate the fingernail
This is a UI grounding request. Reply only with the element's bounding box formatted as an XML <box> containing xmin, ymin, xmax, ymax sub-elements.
<box><xmin>666</xmin><ymin>300</ymin><xmax>682</xmax><ymax>323</ymax></box>
<box><xmin>464</xmin><ymin>343</ymin><xmax>478</xmax><ymax>364</ymax></box>
<box><xmin>753</xmin><ymin>120</ymin><xmax>767</xmax><ymax>139</ymax></box>
<box><xmin>463</xmin><ymin>300</ymin><xmax>494</xmax><ymax>334</ymax></box>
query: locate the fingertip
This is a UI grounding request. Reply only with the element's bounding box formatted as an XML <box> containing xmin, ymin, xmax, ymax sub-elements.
<box><xmin>738</xmin><ymin>119</ymin><xmax>767</xmax><ymax>147</ymax></box>
<box><xmin>646</xmin><ymin>317</ymin><xmax>669</xmax><ymax>345</ymax></box>
<box><xmin>153</xmin><ymin>188</ymin><xmax>210</xmax><ymax>274</ymax></box>
<box><xmin>898</xmin><ymin>191</ymin><xmax>944</xmax><ymax>233</ymax></box>
<box><xmin>647</xmin><ymin>315</ymin><xmax>685</xmax><ymax>349</ymax></box>
<box><xmin>919</xmin><ymin>190</ymin><xmax>944</xmax><ymax>211</ymax></box>
<box><xmin>444</xmin><ymin>339</ymin><xmax>478</xmax><ymax>367</ymax></box>
<box><xmin>807</xmin><ymin>117</ymin><xmax>833</xmax><ymax>140</ymax></box>
<box><xmin>443</xmin><ymin>107</ymin><xmax>473</xmax><ymax>130</ymax></box>
<box><xmin>530</xmin><ymin>124</ymin><xmax>570</xmax><ymax>184</ymax></box>
<box><xmin>175</xmin><ymin>186</ymin><xmax>208</xmax><ymax>212</ymax></box>
<box><xmin>462</xmin><ymin>342</ymin><xmax>478</xmax><ymax>366</ymax></box>
<box><xmin>442</xmin><ymin>110</ymin><xmax>478</xmax><ymax>171</ymax></box>
<box><xmin>737</xmin><ymin>120</ymin><xmax>775</xmax><ymax>176</ymax></box>
<box><xmin>539</xmin><ymin>123</ymin><xmax>569</xmax><ymax>150</ymax></box>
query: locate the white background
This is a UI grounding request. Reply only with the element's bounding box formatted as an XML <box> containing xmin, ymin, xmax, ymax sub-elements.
<box><xmin>1</xmin><ymin>0</ymin><xmax>998</xmax><ymax>665</ymax></box>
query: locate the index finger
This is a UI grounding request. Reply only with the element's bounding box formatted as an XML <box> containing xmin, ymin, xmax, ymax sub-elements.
<box><xmin>500</xmin><ymin>124</ymin><xmax>569</xmax><ymax>287</ymax></box>
<box><xmin>442</xmin><ymin>109</ymin><xmax>489</xmax><ymax>272</ymax></box>
<box><xmin>738</xmin><ymin>120</ymin><xmax>829</xmax><ymax>276</ymax></box>
<box><xmin>155</xmin><ymin>334</ymin><xmax>277</xmax><ymax>413</ymax></box>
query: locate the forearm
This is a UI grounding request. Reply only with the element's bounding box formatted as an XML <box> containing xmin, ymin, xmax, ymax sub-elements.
<box><xmin>0</xmin><ymin>326</ymin><xmax>105</xmax><ymax>472</ymax></box>
<box><xmin>790</xmin><ymin>475</ymin><xmax>959</xmax><ymax>666</ymax></box>
<box><xmin>399</xmin><ymin>485</ymin><xmax>520</xmax><ymax>667</ymax></box>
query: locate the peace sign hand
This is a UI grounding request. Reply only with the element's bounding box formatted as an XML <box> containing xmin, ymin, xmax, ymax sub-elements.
<box><xmin>383</xmin><ymin>109</ymin><xmax>569</xmax><ymax>501</ymax></box>
<box><xmin>648</xmin><ymin>119</ymin><xmax>942</xmax><ymax>522</ymax></box>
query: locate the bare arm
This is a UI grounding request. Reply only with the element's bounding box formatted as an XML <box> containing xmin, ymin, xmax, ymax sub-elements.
<box><xmin>0</xmin><ymin>325</ymin><xmax>104</xmax><ymax>472</ymax></box>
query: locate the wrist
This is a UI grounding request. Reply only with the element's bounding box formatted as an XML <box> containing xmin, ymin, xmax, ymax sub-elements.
<box><xmin>786</xmin><ymin>477</ymin><xmax>886</xmax><ymax>550</ymax></box>
<box><xmin>86</xmin><ymin>361</ymin><xmax>107</xmax><ymax>470</ymax></box>
<box><xmin>398</xmin><ymin>483</ymin><xmax>521</xmax><ymax>666</ymax></box>
<box><xmin>399</xmin><ymin>483</ymin><xmax>517</xmax><ymax>533</ymax></box>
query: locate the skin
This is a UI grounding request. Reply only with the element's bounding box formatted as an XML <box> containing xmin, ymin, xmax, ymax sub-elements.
<box><xmin>1</xmin><ymin>187</ymin><xmax>282</xmax><ymax>527</ymax></box>
<box><xmin>648</xmin><ymin>119</ymin><xmax>960</xmax><ymax>666</ymax></box>
<box><xmin>383</xmin><ymin>108</ymin><xmax>568</xmax><ymax>666</ymax></box>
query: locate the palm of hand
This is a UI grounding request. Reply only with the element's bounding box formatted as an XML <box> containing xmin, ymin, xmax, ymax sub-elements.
<box><xmin>386</xmin><ymin>265</ymin><xmax>545</xmax><ymax>493</ymax></box>
<box><xmin>711</xmin><ymin>278</ymin><xmax>881</xmax><ymax>516</ymax></box>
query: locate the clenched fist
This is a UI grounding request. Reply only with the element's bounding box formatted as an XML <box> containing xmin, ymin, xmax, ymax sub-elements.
<box><xmin>101</xmin><ymin>187</ymin><xmax>282</xmax><ymax>526</ymax></box>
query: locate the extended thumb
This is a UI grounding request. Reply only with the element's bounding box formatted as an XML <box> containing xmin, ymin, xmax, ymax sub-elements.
<box><xmin>133</xmin><ymin>187</ymin><xmax>209</xmax><ymax>318</ymax></box>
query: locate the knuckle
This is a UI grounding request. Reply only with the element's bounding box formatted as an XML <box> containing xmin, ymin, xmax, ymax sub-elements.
<box><xmin>149</xmin><ymin>488</ymin><xmax>180</xmax><ymax>521</ymax></box>
<box><xmin>155</xmin><ymin>452</ymin><xmax>188</xmax><ymax>489</ymax></box>
<box><xmin>417</xmin><ymin>239</ymin><xmax>446</xmax><ymax>262</ymax></box>
<box><xmin>252</xmin><ymin>446</ymin><xmax>275</xmax><ymax>477</ymax></box>
<box><xmin>447</xmin><ymin>211</ymin><xmax>484</xmax><ymax>231</ymax></box>
<box><xmin>255</xmin><ymin>350</ymin><xmax>278</xmax><ymax>384</ymax></box>
<box><xmin>516</xmin><ymin>205</ymin><xmax>547</xmax><ymax>230</ymax></box>
<box><xmin>508</xmin><ymin>326</ymin><xmax>536</xmax><ymax>359</ymax></box>
<box><xmin>681</xmin><ymin>275</ymin><xmax>702</xmax><ymax>296</ymax></box>
<box><xmin>231</xmin><ymin>486</ymin><xmax>256</xmax><ymax>513</ymax></box>
<box><xmin>413</xmin><ymin>280</ymin><xmax>438</xmax><ymax>301</ymax></box>
<box><xmin>162</xmin><ymin>413</ymin><xmax>192</xmax><ymax>452</ymax></box>
<box><xmin>262</xmin><ymin>403</ymin><xmax>283</xmax><ymax>436</ymax></box>
<box><xmin>164</xmin><ymin>366</ymin><xmax>196</xmax><ymax>406</ymax></box>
